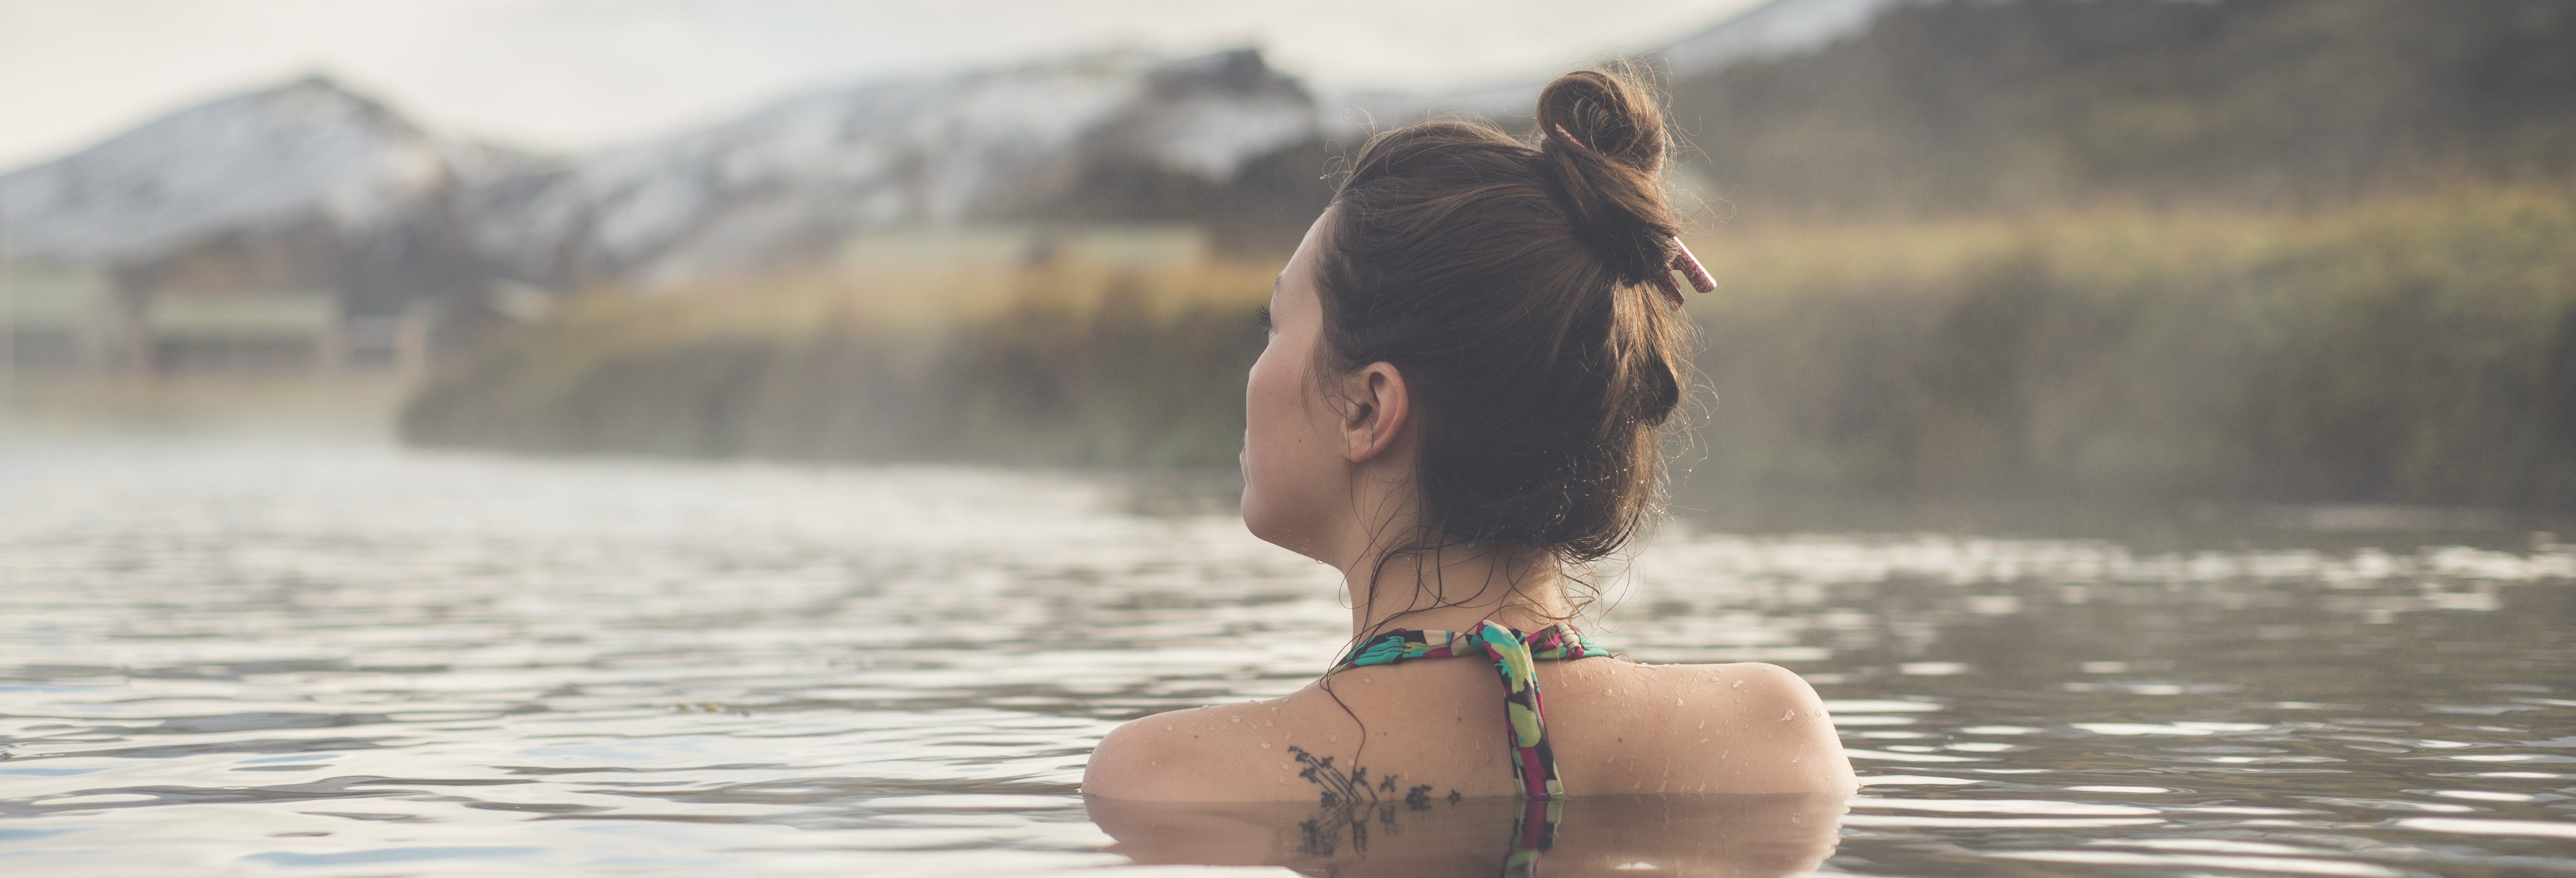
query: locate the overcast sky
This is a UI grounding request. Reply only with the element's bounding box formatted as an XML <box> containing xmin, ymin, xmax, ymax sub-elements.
<box><xmin>0</xmin><ymin>0</ymin><xmax>1765</xmax><ymax>170</ymax></box>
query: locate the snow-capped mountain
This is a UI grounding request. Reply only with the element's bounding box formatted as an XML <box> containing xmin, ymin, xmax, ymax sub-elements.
<box><xmin>0</xmin><ymin>0</ymin><xmax>1922</xmax><ymax>297</ymax></box>
<box><xmin>466</xmin><ymin>48</ymin><xmax>1322</xmax><ymax>285</ymax></box>
<box><xmin>0</xmin><ymin>75</ymin><xmax>524</xmax><ymax>264</ymax></box>
<box><xmin>0</xmin><ymin>49</ymin><xmax>1325</xmax><ymax>293</ymax></box>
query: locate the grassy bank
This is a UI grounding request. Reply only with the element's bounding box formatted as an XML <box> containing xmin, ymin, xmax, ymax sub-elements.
<box><xmin>402</xmin><ymin>184</ymin><xmax>2576</xmax><ymax>510</ymax></box>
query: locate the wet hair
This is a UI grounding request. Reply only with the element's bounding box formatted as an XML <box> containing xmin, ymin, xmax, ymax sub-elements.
<box><xmin>1312</xmin><ymin>66</ymin><xmax>1699</xmax><ymax>626</ymax></box>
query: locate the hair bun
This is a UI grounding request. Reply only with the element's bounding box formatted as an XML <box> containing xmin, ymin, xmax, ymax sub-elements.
<box><xmin>1534</xmin><ymin>67</ymin><xmax>1681</xmax><ymax>286</ymax></box>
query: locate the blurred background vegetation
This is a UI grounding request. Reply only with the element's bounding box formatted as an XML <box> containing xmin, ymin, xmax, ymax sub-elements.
<box><xmin>397</xmin><ymin>0</ymin><xmax>2576</xmax><ymax>514</ymax></box>
<box><xmin>402</xmin><ymin>183</ymin><xmax>2576</xmax><ymax>512</ymax></box>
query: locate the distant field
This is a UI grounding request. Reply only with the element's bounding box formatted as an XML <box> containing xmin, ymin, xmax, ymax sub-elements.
<box><xmin>1</xmin><ymin>374</ymin><xmax>412</xmax><ymax>439</ymax></box>
<box><xmin>402</xmin><ymin>183</ymin><xmax>2576</xmax><ymax>511</ymax></box>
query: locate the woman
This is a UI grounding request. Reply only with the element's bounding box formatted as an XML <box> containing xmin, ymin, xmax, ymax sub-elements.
<box><xmin>1085</xmin><ymin>67</ymin><xmax>1854</xmax><ymax>805</ymax></box>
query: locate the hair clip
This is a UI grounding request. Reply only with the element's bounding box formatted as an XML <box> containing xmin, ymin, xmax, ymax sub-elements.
<box><xmin>1553</xmin><ymin>124</ymin><xmax>1716</xmax><ymax>309</ymax></box>
<box><xmin>1670</xmin><ymin>239</ymin><xmax>1716</xmax><ymax>294</ymax></box>
<box><xmin>1551</xmin><ymin>123</ymin><xmax>1587</xmax><ymax>152</ymax></box>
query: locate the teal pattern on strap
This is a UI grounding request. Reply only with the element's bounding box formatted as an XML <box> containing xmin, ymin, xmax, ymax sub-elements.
<box><xmin>1327</xmin><ymin>622</ymin><xmax>1605</xmax><ymax>800</ymax></box>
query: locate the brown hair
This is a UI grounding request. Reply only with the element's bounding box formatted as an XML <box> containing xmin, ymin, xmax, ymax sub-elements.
<box><xmin>1313</xmin><ymin>66</ymin><xmax>1699</xmax><ymax>624</ymax></box>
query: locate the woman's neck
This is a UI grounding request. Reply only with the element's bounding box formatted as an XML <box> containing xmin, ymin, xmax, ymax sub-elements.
<box><xmin>1343</xmin><ymin>543</ymin><xmax>1571</xmax><ymax>638</ymax></box>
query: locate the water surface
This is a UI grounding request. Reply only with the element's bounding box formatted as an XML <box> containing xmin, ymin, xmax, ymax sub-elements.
<box><xmin>2</xmin><ymin>440</ymin><xmax>2570</xmax><ymax>875</ymax></box>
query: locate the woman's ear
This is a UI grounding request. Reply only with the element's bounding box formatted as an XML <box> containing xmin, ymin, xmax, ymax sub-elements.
<box><xmin>1341</xmin><ymin>362</ymin><xmax>1411</xmax><ymax>464</ymax></box>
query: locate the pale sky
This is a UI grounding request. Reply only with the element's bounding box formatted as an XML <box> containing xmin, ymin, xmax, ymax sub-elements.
<box><xmin>0</xmin><ymin>0</ymin><xmax>1765</xmax><ymax>170</ymax></box>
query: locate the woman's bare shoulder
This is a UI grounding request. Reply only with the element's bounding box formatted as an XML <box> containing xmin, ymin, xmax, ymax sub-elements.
<box><xmin>1082</xmin><ymin>698</ymin><xmax>1311</xmax><ymax>801</ymax></box>
<box><xmin>1559</xmin><ymin>660</ymin><xmax>1856</xmax><ymax>795</ymax></box>
<box><xmin>1641</xmin><ymin>661</ymin><xmax>1833</xmax><ymax>720</ymax></box>
<box><xmin>1087</xmin><ymin>662</ymin><xmax>1856</xmax><ymax>800</ymax></box>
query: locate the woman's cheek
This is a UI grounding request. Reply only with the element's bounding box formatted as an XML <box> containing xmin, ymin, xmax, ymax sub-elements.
<box><xmin>1241</xmin><ymin>353</ymin><xmax>1319</xmax><ymax>552</ymax></box>
<box><xmin>1240</xmin><ymin>355</ymin><xmax>1284</xmax><ymax>526</ymax></box>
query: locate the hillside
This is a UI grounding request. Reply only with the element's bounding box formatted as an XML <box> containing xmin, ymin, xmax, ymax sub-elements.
<box><xmin>1665</xmin><ymin>0</ymin><xmax>2576</xmax><ymax>213</ymax></box>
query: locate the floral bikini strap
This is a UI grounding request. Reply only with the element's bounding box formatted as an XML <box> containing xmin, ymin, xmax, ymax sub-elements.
<box><xmin>1330</xmin><ymin>621</ymin><xmax>1605</xmax><ymax>800</ymax></box>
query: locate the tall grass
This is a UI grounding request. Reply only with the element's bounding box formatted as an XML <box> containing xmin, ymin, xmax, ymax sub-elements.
<box><xmin>404</xmin><ymin>184</ymin><xmax>2576</xmax><ymax>510</ymax></box>
<box><xmin>1686</xmin><ymin>186</ymin><xmax>2576</xmax><ymax>508</ymax></box>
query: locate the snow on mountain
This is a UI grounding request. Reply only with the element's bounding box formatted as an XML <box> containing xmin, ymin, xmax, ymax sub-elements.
<box><xmin>1328</xmin><ymin>81</ymin><xmax>1540</xmax><ymax>136</ymax></box>
<box><xmin>1655</xmin><ymin>0</ymin><xmax>1932</xmax><ymax>76</ymax></box>
<box><xmin>1118</xmin><ymin>50</ymin><xmax>1322</xmax><ymax>180</ymax></box>
<box><xmin>0</xmin><ymin>75</ymin><xmax>513</xmax><ymax>263</ymax></box>
<box><xmin>1328</xmin><ymin>0</ymin><xmax>1927</xmax><ymax>139</ymax></box>
<box><xmin>466</xmin><ymin>48</ymin><xmax>1323</xmax><ymax>286</ymax></box>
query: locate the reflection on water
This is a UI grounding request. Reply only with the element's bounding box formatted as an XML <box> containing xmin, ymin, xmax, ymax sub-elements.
<box><xmin>1090</xmin><ymin>793</ymin><xmax>1846</xmax><ymax>876</ymax></box>
<box><xmin>1</xmin><ymin>439</ymin><xmax>2571</xmax><ymax>876</ymax></box>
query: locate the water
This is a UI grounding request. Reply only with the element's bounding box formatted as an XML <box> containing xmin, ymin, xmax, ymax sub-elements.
<box><xmin>2</xmin><ymin>440</ymin><xmax>2571</xmax><ymax>876</ymax></box>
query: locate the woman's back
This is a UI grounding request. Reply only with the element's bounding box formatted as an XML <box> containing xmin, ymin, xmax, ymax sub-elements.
<box><xmin>1085</xmin><ymin>653</ymin><xmax>1851</xmax><ymax>801</ymax></box>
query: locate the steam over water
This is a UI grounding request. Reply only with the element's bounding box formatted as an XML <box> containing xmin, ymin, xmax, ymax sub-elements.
<box><xmin>2</xmin><ymin>440</ymin><xmax>2571</xmax><ymax>876</ymax></box>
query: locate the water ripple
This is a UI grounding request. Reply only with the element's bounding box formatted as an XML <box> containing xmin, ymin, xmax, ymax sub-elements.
<box><xmin>2</xmin><ymin>440</ymin><xmax>2570</xmax><ymax>875</ymax></box>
